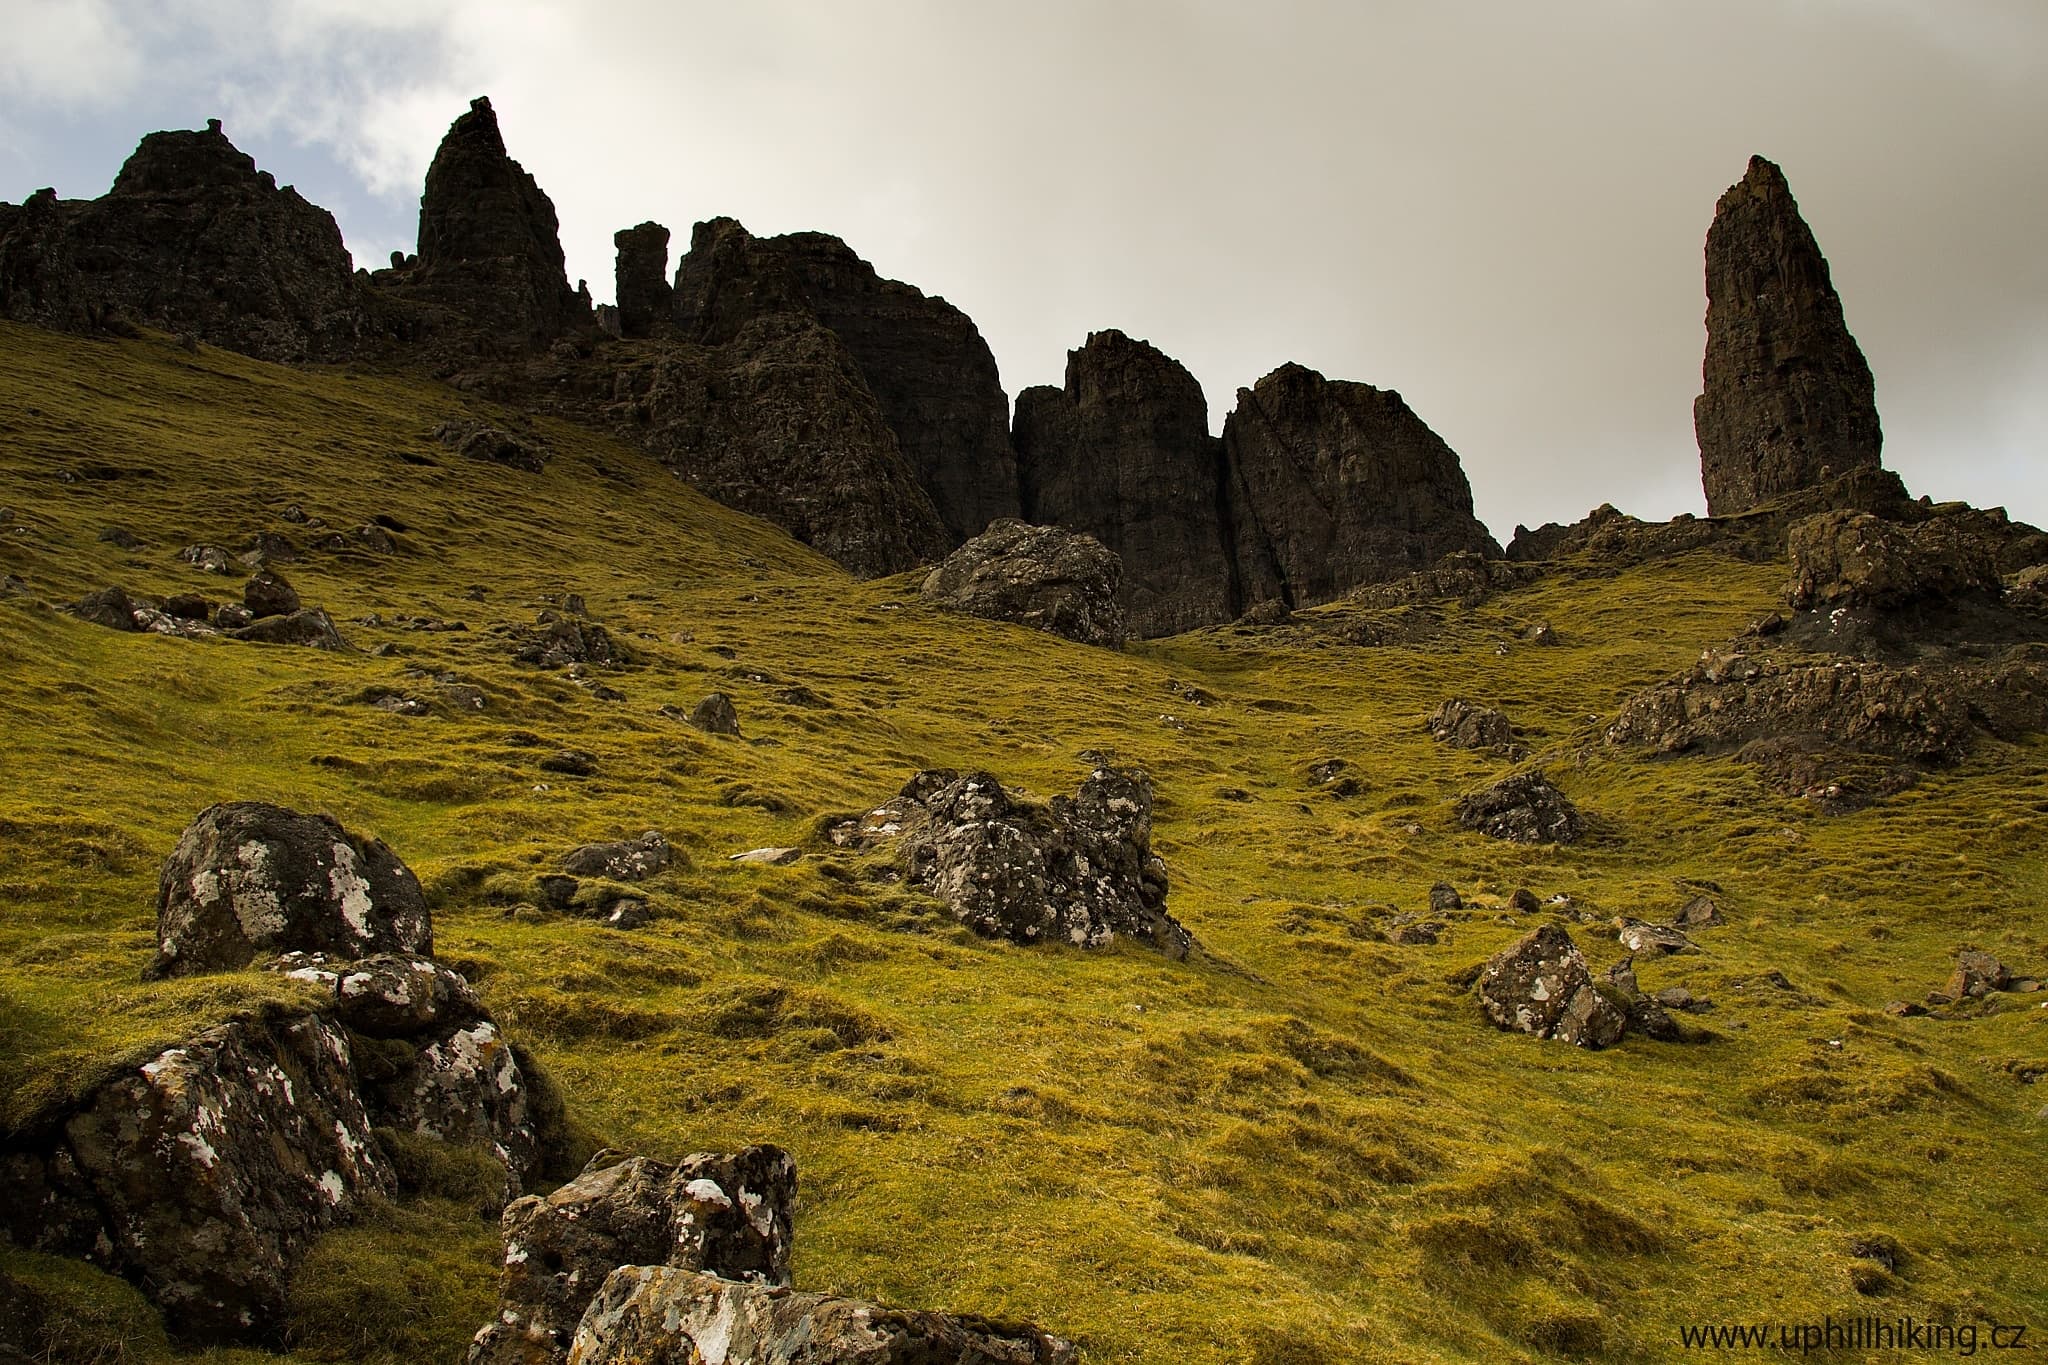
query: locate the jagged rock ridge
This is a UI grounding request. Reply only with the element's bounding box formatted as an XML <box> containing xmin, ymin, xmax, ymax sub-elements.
<box><xmin>1695</xmin><ymin>155</ymin><xmax>1883</xmax><ymax>516</ymax></box>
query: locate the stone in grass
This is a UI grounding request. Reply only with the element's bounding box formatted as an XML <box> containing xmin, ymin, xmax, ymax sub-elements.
<box><xmin>563</xmin><ymin>831</ymin><xmax>672</xmax><ymax>881</ymax></box>
<box><xmin>1428</xmin><ymin>881</ymin><xmax>1463</xmax><ymax>912</ymax></box>
<box><xmin>242</xmin><ymin>569</ymin><xmax>301</xmax><ymax>619</ymax></box>
<box><xmin>688</xmin><ymin>692</ymin><xmax>741</xmax><ymax>736</ymax></box>
<box><xmin>540</xmin><ymin>749</ymin><xmax>598</xmax><ymax>776</ymax></box>
<box><xmin>148</xmin><ymin>801</ymin><xmax>431</xmax><ymax>978</ymax></box>
<box><xmin>228</xmin><ymin>606</ymin><xmax>349</xmax><ymax>650</ymax></box>
<box><xmin>1478</xmin><ymin>924</ymin><xmax>1626</xmax><ymax>1048</ymax></box>
<box><xmin>1945</xmin><ymin>949</ymin><xmax>2010</xmax><ymax>1000</ymax></box>
<box><xmin>729</xmin><ymin>847</ymin><xmax>801</xmax><ymax>865</ymax></box>
<box><xmin>1456</xmin><ymin>771</ymin><xmax>1585</xmax><ymax>844</ymax></box>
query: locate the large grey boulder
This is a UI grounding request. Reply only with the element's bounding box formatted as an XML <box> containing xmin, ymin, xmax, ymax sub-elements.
<box><xmin>567</xmin><ymin>1265</ymin><xmax>1078</xmax><ymax>1365</ymax></box>
<box><xmin>921</xmin><ymin>519</ymin><xmax>1126</xmax><ymax>648</ymax></box>
<box><xmin>1479</xmin><ymin>925</ymin><xmax>1626</xmax><ymax>1048</ymax></box>
<box><xmin>149</xmin><ymin>802</ymin><xmax>431</xmax><ymax>978</ymax></box>
<box><xmin>469</xmin><ymin>1147</ymin><xmax>796</xmax><ymax>1365</ymax></box>
<box><xmin>1455</xmin><ymin>772</ymin><xmax>1585</xmax><ymax>844</ymax></box>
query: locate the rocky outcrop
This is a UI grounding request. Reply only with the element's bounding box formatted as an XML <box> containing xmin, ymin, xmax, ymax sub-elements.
<box><xmin>673</xmin><ymin>219</ymin><xmax>1019</xmax><ymax>543</ymax></box>
<box><xmin>920</xmin><ymin>519</ymin><xmax>1126</xmax><ymax>647</ymax></box>
<box><xmin>148</xmin><ymin>801</ymin><xmax>432</xmax><ymax>978</ymax></box>
<box><xmin>612</xmin><ymin>221</ymin><xmax>672</xmax><ymax>338</ymax></box>
<box><xmin>1427</xmin><ymin>699</ymin><xmax>1522</xmax><ymax>757</ymax></box>
<box><xmin>469</xmin><ymin>1148</ymin><xmax>796</xmax><ymax>1365</ymax></box>
<box><xmin>1695</xmin><ymin>156</ymin><xmax>1883</xmax><ymax>515</ymax></box>
<box><xmin>1223</xmin><ymin>363</ymin><xmax>1500</xmax><ymax>608</ymax></box>
<box><xmin>1785</xmin><ymin>510</ymin><xmax>2003</xmax><ymax>612</ymax></box>
<box><xmin>562</xmin><ymin>831</ymin><xmax>672</xmax><ymax>881</ymax></box>
<box><xmin>1014</xmin><ymin>330</ymin><xmax>1234</xmax><ymax>636</ymax></box>
<box><xmin>1455</xmin><ymin>772</ymin><xmax>1585</xmax><ymax>844</ymax></box>
<box><xmin>569</xmin><ymin>1266</ymin><xmax>1079</xmax><ymax>1365</ymax></box>
<box><xmin>398</xmin><ymin>97</ymin><xmax>587</xmax><ymax>350</ymax></box>
<box><xmin>0</xmin><ymin>120</ymin><xmax>363</xmax><ymax>361</ymax></box>
<box><xmin>833</xmin><ymin>767</ymin><xmax>1193</xmax><ymax>958</ymax></box>
<box><xmin>1479</xmin><ymin>925</ymin><xmax>1627</xmax><ymax>1048</ymax></box>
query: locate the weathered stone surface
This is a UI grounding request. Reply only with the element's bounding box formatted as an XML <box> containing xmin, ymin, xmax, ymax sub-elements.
<box><xmin>515</xmin><ymin>617</ymin><xmax>618</xmax><ymax>668</ymax></box>
<box><xmin>0</xmin><ymin>121</ymin><xmax>363</xmax><ymax>362</ymax></box>
<box><xmin>68</xmin><ymin>585</ymin><xmax>147</xmax><ymax>630</ymax></box>
<box><xmin>362</xmin><ymin>1018</ymin><xmax>541</xmax><ymax>1194</ymax></box>
<box><xmin>435</xmin><ymin>419</ymin><xmax>551</xmax><ymax>472</ymax></box>
<box><xmin>150</xmin><ymin>801</ymin><xmax>431</xmax><ymax>977</ymax></box>
<box><xmin>1615</xmin><ymin>919</ymin><xmax>1696</xmax><ymax>956</ymax></box>
<box><xmin>242</xmin><ymin>569</ymin><xmax>300</xmax><ymax>619</ymax></box>
<box><xmin>688</xmin><ymin>692</ymin><xmax>741</xmax><ymax>736</ymax></box>
<box><xmin>1349</xmin><ymin>552</ymin><xmax>1542</xmax><ymax>611</ymax></box>
<box><xmin>1455</xmin><ymin>772</ymin><xmax>1585</xmax><ymax>844</ymax></box>
<box><xmin>6</xmin><ymin>1013</ymin><xmax>395</xmax><ymax>1344</ymax></box>
<box><xmin>612</xmin><ymin>221</ymin><xmax>672</xmax><ymax>339</ymax></box>
<box><xmin>1695</xmin><ymin>156</ymin><xmax>1883</xmax><ymax>515</ymax></box>
<box><xmin>1479</xmin><ymin>925</ymin><xmax>1626</xmax><ymax>1048</ymax></box>
<box><xmin>1014</xmin><ymin>330</ymin><xmax>1233</xmax><ymax>636</ymax></box>
<box><xmin>674</xmin><ymin>218</ymin><xmax>1019</xmax><ymax>544</ymax></box>
<box><xmin>1221</xmin><ymin>362</ymin><xmax>1500</xmax><ymax>608</ymax></box>
<box><xmin>268</xmin><ymin>950</ymin><xmax>482</xmax><ymax>1038</ymax></box>
<box><xmin>227</xmin><ymin>606</ymin><xmax>348</xmax><ymax>650</ymax></box>
<box><xmin>469</xmin><ymin>1147</ymin><xmax>796</xmax><ymax>1365</ymax></box>
<box><xmin>1427</xmin><ymin>698</ymin><xmax>1520</xmax><ymax>755</ymax></box>
<box><xmin>567</xmin><ymin>1265</ymin><xmax>1078</xmax><ymax>1365</ymax></box>
<box><xmin>403</xmin><ymin>97</ymin><xmax>586</xmax><ymax>350</ymax></box>
<box><xmin>562</xmin><ymin>831</ymin><xmax>672</xmax><ymax>881</ymax></box>
<box><xmin>921</xmin><ymin>519</ymin><xmax>1125</xmax><ymax>647</ymax></box>
<box><xmin>1786</xmin><ymin>510</ymin><xmax>2003</xmax><ymax>612</ymax></box>
<box><xmin>1946</xmin><ymin>949</ymin><xmax>2010</xmax><ymax>1000</ymax></box>
<box><xmin>844</xmin><ymin>767</ymin><xmax>1192</xmax><ymax>958</ymax></box>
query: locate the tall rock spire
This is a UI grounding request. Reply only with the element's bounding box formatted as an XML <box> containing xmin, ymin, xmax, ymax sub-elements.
<box><xmin>1694</xmin><ymin>155</ymin><xmax>1883</xmax><ymax>515</ymax></box>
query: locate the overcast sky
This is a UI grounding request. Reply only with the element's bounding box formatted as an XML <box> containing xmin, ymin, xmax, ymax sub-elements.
<box><xmin>3</xmin><ymin>0</ymin><xmax>2043</xmax><ymax>540</ymax></box>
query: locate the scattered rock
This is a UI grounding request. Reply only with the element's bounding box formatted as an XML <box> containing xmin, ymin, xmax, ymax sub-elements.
<box><xmin>688</xmin><ymin>692</ymin><xmax>741</xmax><ymax>736</ymax></box>
<box><xmin>433</xmin><ymin>418</ymin><xmax>549</xmax><ymax>473</ymax></box>
<box><xmin>1427</xmin><ymin>698</ymin><xmax>1522</xmax><ymax>755</ymax></box>
<box><xmin>180</xmin><ymin>543</ymin><xmax>232</xmax><ymax>574</ymax></box>
<box><xmin>729</xmin><ymin>847</ymin><xmax>801</xmax><ymax>866</ymax></box>
<box><xmin>1524</xmin><ymin>620</ymin><xmax>1559</xmax><ymax>645</ymax></box>
<box><xmin>1603</xmin><ymin>958</ymin><xmax>1682</xmax><ymax>1042</ymax></box>
<box><xmin>539</xmin><ymin>749</ymin><xmax>597</xmax><ymax>776</ymax></box>
<box><xmin>68</xmin><ymin>585</ymin><xmax>147</xmax><ymax>630</ymax></box>
<box><xmin>148</xmin><ymin>801</ymin><xmax>431</xmax><ymax>977</ymax></box>
<box><xmin>242</xmin><ymin>530</ymin><xmax>298</xmax><ymax>565</ymax></box>
<box><xmin>242</xmin><ymin>569</ymin><xmax>300</xmax><ymax>619</ymax></box>
<box><xmin>161</xmin><ymin>591</ymin><xmax>211</xmax><ymax>620</ymax></box>
<box><xmin>1696</xmin><ymin>155</ymin><xmax>1882</xmax><ymax>515</ymax></box>
<box><xmin>569</xmin><ymin>1266</ymin><xmax>1078</xmax><ymax>1365</ymax></box>
<box><xmin>514</xmin><ymin>617</ymin><xmax>619</xmax><ymax>668</ymax></box>
<box><xmin>1455</xmin><ymin>772</ymin><xmax>1585</xmax><ymax>844</ymax></box>
<box><xmin>1615</xmin><ymin>919</ymin><xmax>1697</xmax><ymax>956</ymax></box>
<box><xmin>213</xmin><ymin>602</ymin><xmax>255</xmax><ymax>629</ymax></box>
<box><xmin>1786</xmin><ymin>510</ymin><xmax>2002</xmax><ymax>613</ymax></box>
<box><xmin>1673</xmin><ymin>894</ymin><xmax>1725</xmax><ymax>928</ymax></box>
<box><xmin>1428</xmin><ymin>882</ymin><xmax>1463</xmax><ymax>913</ymax></box>
<box><xmin>1478</xmin><ymin>924</ymin><xmax>1626</xmax><ymax>1048</ymax></box>
<box><xmin>267</xmin><ymin>950</ymin><xmax>480</xmax><ymax>1038</ymax></box>
<box><xmin>563</xmin><ymin>831</ymin><xmax>672</xmax><ymax>881</ymax></box>
<box><xmin>228</xmin><ymin>606</ymin><xmax>349</xmax><ymax>650</ymax></box>
<box><xmin>1945</xmin><ymin>949</ymin><xmax>2010</xmax><ymax>1000</ymax></box>
<box><xmin>1509</xmin><ymin>888</ymin><xmax>1541</xmax><ymax>913</ymax></box>
<box><xmin>920</xmin><ymin>518</ymin><xmax>1126</xmax><ymax>648</ymax></box>
<box><xmin>1883</xmin><ymin>1000</ymin><xmax>1927</xmax><ymax>1018</ymax></box>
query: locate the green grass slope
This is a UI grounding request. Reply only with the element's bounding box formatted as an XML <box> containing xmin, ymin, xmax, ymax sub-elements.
<box><xmin>2</xmin><ymin>319</ymin><xmax>2044</xmax><ymax>1363</ymax></box>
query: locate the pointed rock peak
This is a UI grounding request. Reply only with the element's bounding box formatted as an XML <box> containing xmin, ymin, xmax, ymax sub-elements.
<box><xmin>445</xmin><ymin>95</ymin><xmax>507</xmax><ymax>157</ymax></box>
<box><xmin>1063</xmin><ymin>329</ymin><xmax>1205</xmax><ymax>412</ymax></box>
<box><xmin>1695</xmin><ymin>154</ymin><xmax>1882</xmax><ymax>514</ymax></box>
<box><xmin>111</xmin><ymin>120</ymin><xmax>268</xmax><ymax>196</ymax></box>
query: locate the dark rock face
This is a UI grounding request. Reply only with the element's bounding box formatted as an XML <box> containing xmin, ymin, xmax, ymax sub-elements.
<box><xmin>1479</xmin><ymin>925</ymin><xmax>1626</xmax><ymax>1048</ymax></box>
<box><xmin>1014</xmin><ymin>330</ymin><xmax>1233</xmax><ymax>636</ymax></box>
<box><xmin>0</xmin><ymin>1012</ymin><xmax>396</xmax><ymax>1344</ymax></box>
<box><xmin>837</xmin><ymin>767</ymin><xmax>1192</xmax><ymax>958</ymax></box>
<box><xmin>612</xmin><ymin>221</ymin><xmax>672</xmax><ymax>338</ymax></box>
<box><xmin>469</xmin><ymin>1148</ymin><xmax>796</xmax><ymax>1365</ymax></box>
<box><xmin>1222</xmin><ymin>363</ymin><xmax>1500</xmax><ymax>608</ymax></box>
<box><xmin>149</xmin><ymin>801</ymin><xmax>431</xmax><ymax>977</ymax></box>
<box><xmin>1455</xmin><ymin>772</ymin><xmax>1585</xmax><ymax>844</ymax></box>
<box><xmin>569</xmin><ymin>1265</ymin><xmax>1079</xmax><ymax>1365</ymax></box>
<box><xmin>242</xmin><ymin>569</ymin><xmax>300</xmax><ymax>619</ymax></box>
<box><xmin>920</xmin><ymin>519</ymin><xmax>1126</xmax><ymax>647</ymax></box>
<box><xmin>1695</xmin><ymin>156</ymin><xmax>1883</xmax><ymax>515</ymax></box>
<box><xmin>673</xmin><ymin>219</ymin><xmax>1019</xmax><ymax>543</ymax></box>
<box><xmin>407</xmin><ymin>97</ymin><xmax>585</xmax><ymax>350</ymax></box>
<box><xmin>1786</xmin><ymin>510</ymin><xmax>2003</xmax><ymax>612</ymax></box>
<box><xmin>0</xmin><ymin>121</ymin><xmax>363</xmax><ymax>361</ymax></box>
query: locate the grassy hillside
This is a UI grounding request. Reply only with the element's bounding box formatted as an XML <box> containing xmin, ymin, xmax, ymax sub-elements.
<box><xmin>1</xmin><ymin>319</ymin><xmax>2044</xmax><ymax>1363</ymax></box>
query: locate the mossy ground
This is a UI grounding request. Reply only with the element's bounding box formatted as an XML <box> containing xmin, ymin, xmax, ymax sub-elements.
<box><xmin>1</xmin><ymin>319</ymin><xmax>2043</xmax><ymax>1362</ymax></box>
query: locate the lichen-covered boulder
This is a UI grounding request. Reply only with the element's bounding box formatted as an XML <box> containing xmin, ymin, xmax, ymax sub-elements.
<box><xmin>67</xmin><ymin>585</ymin><xmax>147</xmax><ymax>630</ymax></box>
<box><xmin>688</xmin><ymin>692</ymin><xmax>740</xmax><ymax>736</ymax></box>
<box><xmin>267</xmin><ymin>950</ymin><xmax>481</xmax><ymax>1037</ymax></box>
<box><xmin>853</xmin><ymin>767</ymin><xmax>1192</xmax><ymax>958</ymax></box>
<box><xmin>227</xmin><ymin>605</ymin><xmax>349</xmax><ymax>650</ymax></box>
<box><xmin>149</xmin><ymin>802</ymin><xmax>431</xmax><ymax>978</ymax></box>
<box><xmin>1427</xmin><ymin>698</ymin><xmax>1520</xmax><ymax>754</ymax></box>
<box><xmin>0</xmin><ymin>1013</ymin><xmax>396</xmax><ymax>1344</ymax></box>
<box><xmin>567</xmin><ymin>1265</ymin><xmax>1078</xmax><ymax>1365</ymax></box>
<box><xmin>1455</xmin><ymin>772</ymin><xmax>1584</xmax><ymax>844</ymax></box>
<box><xmin>920</xmin><ymin>519</ymin><xmax>1126</xmax><ymax>648</ymax></box>
<box><xmin>241</xmin><ymin>569</ymin><xmax>301</xmax><ymax>619</ymax></box>
<box><xmin>1946</xmin><ymin>949</ymin><xmax>2010</xmax><ymax>1001</ymax></box>
<box><xmin>1479</xmin><ymin>925</ymin><xmax>1626</xmax><ymax>1048</ymax></box>
<box><xmin>561</xmin><ymin>831</ymin><xmax>672</xmax><ymax>881</ymax></box>
<box><xmin>469</xmin><ymin>1147</ymin><xmax>796</xmax><ymax>1365</ymax></box>
<box><xmin>363</xmin><ymin>1018</ymin><xmax>541</xmax><ymax>1194</ymax></box>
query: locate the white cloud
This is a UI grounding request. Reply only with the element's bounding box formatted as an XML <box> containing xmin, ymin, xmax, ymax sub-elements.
<box><xmin>0</xmin><ymin>0</ymin><xmax>144</xmax><ymax>105</ymax></box>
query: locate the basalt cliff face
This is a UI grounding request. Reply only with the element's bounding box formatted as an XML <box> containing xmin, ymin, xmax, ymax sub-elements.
<box><xmin>1695</xmin><ymin>155</ymin><xmax>1884</xmax><ymax>516</ymax></box>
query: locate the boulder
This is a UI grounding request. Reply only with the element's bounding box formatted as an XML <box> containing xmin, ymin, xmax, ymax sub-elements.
<box><xmin>434</xmin><ymin>419</ymin><xmax>550</xmax><ymax>472</ymax></box>
<box><xmin>921</xmin><ymin>519</ymin><xmax>1126</xmax><ymax>648</ymax></box>
<box><xmin>149</xmin><ymin>801</ymin><xmax>431</xmax><ymax>977</ymax></box>
<box><xmin>540</xmin><ymin>749</ymin><xmax>598</xmax><ymax>776</ymax></box>
<box><xmin>68</xmin><ymin>585</ymin><xmax>147</xmax><ymax>630</ymax></box>
<box><xmin>1455</xmin><ymin>772</ymin><xmax>1585</xmax><ymax>844</ymax></box>
<box><xmin>562</xmin><ymin>831</ymin><xmax>672</xmax><ymax>881</ymax></box>
<box><xmin>567</xmin><ymin>1265</ymin><xmax>1078</xmax><ymax>1365</ymax></box>
<box><xmin>1220</xmin><ymin>362</ymin><xmax>1500</xmax><ymax>609</ymax></box>
<box><xmin>242</xmin><ymin>569</ymin><xmax>300</xmax><ymax>619</ymax></box>
<box><xmin>1615</xmin><ymin>919</ymin><xmax>1696</xmax><ymax>956</ymax></box>
<box><xmin>1478</xmin><ymin>925</ymin><xmax>1626</xmax><ymax>1048</ymax></box>
<box><xmin>1673</xmin><ymin>894</ymin><xmax>1724</xmax><ymax>928</ymax></box>
<box><xmin>1428</xmin><ymin>882</ymin><xmax>1464</xmax><ymax>913</ymax></box>
<box><xmin>515</xmin><ymin>617</ymin><xmax>618</xmax><ymax>668</ymax></box>
<box><xmin>1013</xmin><ymin>329</ymin><xmax>1234</xmax><ymax>636</ymax></box>
<box><xmin>0</xmin><ymin>1012</ymin><xmax>395</xmax><ymax>1344</ymax></box>
<box><xmin>1786</xmin><ymin>510</ymin><xmax>2003</xmax><ymax>612</ymax></box>
<box><xmin>847</xmin><ymin>767</ymin><xmax>1192</xmax><ymax>958</ymax></box>
<box><xmin>268</xmin><ymin>950</ymin><xmax>482</xmax><ymax>1038</ymax></box>
<box><xmin>0</xmin><ymin>120</ymin><xmax>364</xmax><ymax>362</ymax></box>
<box><xmin>1427</xmin><ymin>698</ymin><xmax>1521</xmax><ymax>754</ymax></box>
<box><xmin>469</xmin><ymin>1147</ymin><xmax>796</xmax><ymax>1365</ymax></box>
<box><xmin>1946</xmin><ymin>949</ymin><xmax>2010</xmax><ymax>1000</ymax></box>
<box><xmin>227</xmin><ymin>606</ymin><xmax>348</xmax><ymax>649</ymax></box>
<box><xmin>688</xmin><ymin>692</ymin><xmax>741</xmax><ymax>736</ymax></box>
<box><xmin>1695</xmin><ymin>156</ymin><xmax>1883</xmax><ymax>515</ymax></box>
